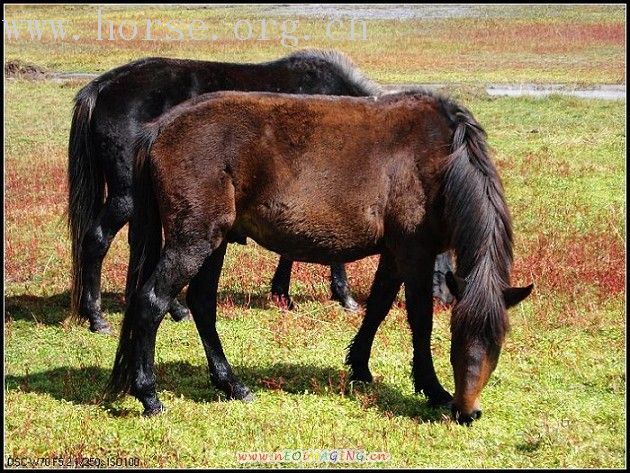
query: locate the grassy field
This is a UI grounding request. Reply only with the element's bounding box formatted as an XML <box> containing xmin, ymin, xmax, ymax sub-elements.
<box><xmin>4</xmin><ymin>4</ymin><xmax>627</xmax><ymax>469</ymax></box>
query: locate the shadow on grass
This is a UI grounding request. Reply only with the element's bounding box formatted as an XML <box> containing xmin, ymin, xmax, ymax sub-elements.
<box><xmin>4</xmin><ymin>289</ymin><xmax>363</xmax><ymax>328</ymax></box>
<box><xmin>5</xmin><ymin>361</ymin><xmax>449</xmax><ymax>422</ymax></box>
<box><xmin>216</xmin><ymin>288</ymin><xmax>367</xmax><ymax>312</ymax></box>
<box><xmin>4</xmin><ymin>291</ymin><xmax>126</xmax><ymax>326</ymax></box>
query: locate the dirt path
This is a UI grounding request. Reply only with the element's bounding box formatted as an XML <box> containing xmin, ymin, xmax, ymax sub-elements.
<box><xmin>384</xmin><ymin>84</ymin><xmax>626</xmax><ymax>101</ymax></box>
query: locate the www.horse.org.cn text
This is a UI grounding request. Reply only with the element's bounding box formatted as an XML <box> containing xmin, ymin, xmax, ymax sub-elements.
<box><xmin>3</xmin><ymin>10</ymin><xmax>369</xmax><ymax>47</ymax></box>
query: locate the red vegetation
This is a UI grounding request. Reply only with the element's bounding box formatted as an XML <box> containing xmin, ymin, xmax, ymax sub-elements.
<box><xmin>260</xmin><ymin>377</ymin><xmax>286</xmax><ymax>391</ymax></box>
<box><xmin>5</xmin><ymin>159</ymin><xmax>67</xmax><ymax>216</ymax></box>
<box><xmin>513</xmin><ymin>231</ymin><xmax>625</xmax><ymax>300</ymax></box>
<box><xmin>6</xmin><ymin>155</ymin><xmax>623</xmax><ymax>311</ymax></box>
<box><xmin>463</xmin><ymin>21</ymin><xmax>624</xmax><ymax>54</ymax></box>
<box><xmin>5</xmin><ymin>159</ymin><xmax>68</xmax><ymax>283</ymax></box>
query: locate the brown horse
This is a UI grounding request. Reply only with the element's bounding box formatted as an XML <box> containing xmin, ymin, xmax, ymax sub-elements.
<box><xmin>107</xmin><ymin>88</ymin><xmax>532</xmax><ymax>424</ymax></box>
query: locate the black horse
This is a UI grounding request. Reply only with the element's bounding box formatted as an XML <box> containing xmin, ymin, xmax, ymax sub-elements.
<box><xmin>68</xmin><ymin>49</ymin><xmax>454</xmax><ymax>334</ymax></box>
<box><xmin>108</xmin><ymin>88</ymin><xmax>532</xmax><ymax>423</ymax></box>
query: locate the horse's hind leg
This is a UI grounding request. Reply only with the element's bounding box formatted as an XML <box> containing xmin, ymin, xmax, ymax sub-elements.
<box><xmin>404</xmin><ymin>254</ymin><xmax>453</xmax><ymax>407</ymax></box>
<box><xmin>432</xmin><ymin>251</ymin><xmax>456</xmax><ymax>305</ymax></box>
<box><xmin>126</xmin><ymin>218</ymin><xmax>190</xmax><ymax>322</ymax></box>
<box><xmin>346</xmin><ymin>252</ymin><xmax>401</xmax><ymax>382</ymax></box>
<box><xmin>330</xmin><ymin>264</ymin><xmax>359</xmax><ymax>312</ymax></box>
<box><xmin>186</xmin><ymin>241</ymin><xmax>253</xmax><ymax>401</ymax></box>
<box><xmin>80</xmin><ymin>190</ymin><xmax>132</xmax><ymax>334</ymax></box>
<box><xmin>122</xmin><ymin>242</ymin><xmax>214</xmax><ymax>415</ymax></box>
<box><xmin>270</xmin><ymin>255</ymin><xmax>295</xmax><ymax>309</ymax></box>
<box><xmin>271</xmin><ymin>258</ymin><xmax>358</xmax><ymax>312</ymax></box>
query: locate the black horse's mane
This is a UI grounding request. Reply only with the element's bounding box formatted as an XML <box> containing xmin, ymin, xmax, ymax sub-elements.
<box><xmin>288</xmin><ymin>48</ymin><xmax>382</xmax><ymax>96</ymax></box>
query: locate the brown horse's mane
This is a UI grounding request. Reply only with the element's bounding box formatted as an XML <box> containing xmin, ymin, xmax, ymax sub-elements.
<box><xmin>442</xmin><ymin>102</ymin><xmax>514</xmax><ymax>347</ymax></box>
<box><xmin>376</xmin><ymin>85</ymin><xmax>516</xmax><ymax>347</ymax></box>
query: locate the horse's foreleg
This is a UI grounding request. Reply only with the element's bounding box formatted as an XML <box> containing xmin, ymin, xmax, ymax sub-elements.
<box><xmin>345</xmin><ymin>252</ymin><xmax>401</xmax><ymax>382</ymax></box>
<box><xmin>187</xmin><ymin>241</ymin><xmax>253</xmax><ymax>402</ymax></box>
<box><xmin>404</xmin><ymin>255</ymin><xmax>453</xmax><ymax>407</ymax></box>
<box><xmin>270</xmin><ymin>255</ymin><xmax>295</xmax><ymax>309</ymax></box>
<box><xmin>330</xmin><ymin>264</ymin><xmax>359</xmax><ymax>312</ymax></box>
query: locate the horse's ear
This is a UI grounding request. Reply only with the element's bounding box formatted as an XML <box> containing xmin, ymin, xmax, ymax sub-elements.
<box><xmin>445</xmin><ymin>271</ymin><xmax>466</xmax><ymax>301</ymax></box>
<box><xmin>503</xmin><ymin>284</ymin><xmax>534</xmax><ymax>308</ymax></box>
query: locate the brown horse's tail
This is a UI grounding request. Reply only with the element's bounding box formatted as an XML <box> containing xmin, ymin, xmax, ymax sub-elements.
<box><xmin>126</xmin><ymin>124</ymin><xmax>163</xmax><ymax>296</ymax></box>
<box><xmin>68</xmin><ymin>82</ymin><xmax>103</xmax><ymax>320</ymax></box>
<box><xmin>442</xmin><ymin>101</ymin><xmax>514</xmax><ymax>346</ymax></box>
<box><xmin>106</xmin><ymin>124</ymin><xmax>162</xmax><ymax>398</ymax></box>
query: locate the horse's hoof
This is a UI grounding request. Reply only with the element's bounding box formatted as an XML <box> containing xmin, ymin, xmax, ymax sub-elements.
<box><xmin>241</xmin><ymin>392</ymin><xmax>255</xmax><ymax>403</ymax></box>
<box><xmin>89</xmin><ymin>318</ymin><xmax>113</xmax><ymax>335</ymax></box>
<box><xmin>426</xmin><ymin>390</ymin><xmax>454</xmax><ymax>408</ymax></box>
<box><xmin>435</xmin><ymin>292</ymin><xmax>454</xmax><ymax>306</ymax></box>
<box><xmin>138</xmin><ymin>396</ymin><xmax>165</xmax><ymax>417</ymax></box>
<box><xmin>230</xmin><ymin>384</ymin><xmax>255</xmax><ymax>403</ymax></box>
<box><xmin>143</xmin><ymin>405</ymin><xmax>165</xmax><ymax>417</ymax></box>
<box><xmin>349</xmin><ymin>367</ymin><xmax>373</xmax><ymax>383</ymax></box>
<box><xmin>271</xmin><ymin>293</ymin><xmax>294</xmax><ymax>311</ymax></box>
<box><xmin>341</xmin><ymin>297</ymin><xmax>360</xmax><ymax>312</ymax></box>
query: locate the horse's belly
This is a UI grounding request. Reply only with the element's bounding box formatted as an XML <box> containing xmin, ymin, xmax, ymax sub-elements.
<box><xmin>235</xmin><ymin>199</ymin><xmax>385</xmax><ymax>264</ymax></box>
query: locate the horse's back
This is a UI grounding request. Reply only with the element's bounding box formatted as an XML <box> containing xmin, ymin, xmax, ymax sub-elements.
<box><xmin>149</xmin><ymin>91</ymin><xmax>454</xmax><ymax>262</ymax></box>
<box><xmin>90</xmin><ymin>58</ymin><xmax>225</xmax><ymax>124</ymax></box>
<box><xmin>89</xmin><ymin>52</ymin><xmax>377</xmax><ymax>126</ymax></box>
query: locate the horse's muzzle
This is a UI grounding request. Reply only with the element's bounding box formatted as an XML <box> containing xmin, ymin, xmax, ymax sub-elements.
<box><xmin>451</xmin><ymin>405</ymin><xmax>482</xmax><ymax>426</ymax></box>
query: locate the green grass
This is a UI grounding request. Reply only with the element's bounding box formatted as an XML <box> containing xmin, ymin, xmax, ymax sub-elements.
<box><xmin>4</xmin><ymin>298</ymin><xmax>625</xmax><ymax>468</ymax></box>
<box><xmin>3</xmin><ymin>4</ymin><xmax>625</xmax><ymax>84</ymax></box>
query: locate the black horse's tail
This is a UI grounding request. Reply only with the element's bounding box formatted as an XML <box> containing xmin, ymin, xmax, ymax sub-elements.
<box><xmin>442</xmin><ymin>100</ymin><xmax>514</xmax><ymax>346</ymax></box>
<box><xmin>68</xmin><ymin>82</ymin><xmax>103</xmax><ymax>319</ymax></box>
<box><xmin>106</xmin><ymin>124</ymin><xmax>162</xmax><ymax>397</ymax></box>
